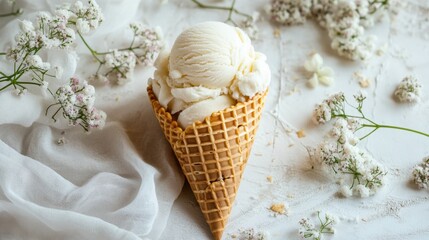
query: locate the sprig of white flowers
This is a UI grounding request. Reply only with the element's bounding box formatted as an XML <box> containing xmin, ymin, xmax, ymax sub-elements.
<box><xmin>312</xmin><ymin>91</ymin><xmax>429</xmax><ymax>139</ymax></box>
<box><xmin>0</xmin><ymin>0</ymin><xmax>163</xmax><ymax>132</ymax></box>
<box><xmin>412</xmin><ymin>156</ymin><xmax>429</xmax><ymax>189</ymax></box>
<box><xmin>46</xmin><ymin>77</ymin><xmax>106</xmax><ymax>131</ymax></box>
<box><xmin>190</xmin><ymin>0</ymin><xmax>260</xmax><ymax>40</ymax></box>
<box><xmin>309</xmin><ymin>118</ymin><xmax>387</xmax><ymax>197</ymax></box>
<box><xmin>299</xmin><ymin>211</ymin><xmax>337</xmax><ymax>240</ymax></box>
<box><xmin>0</xmin><ymin>0</ymin><xmax>23</xmax><ymax>18</ymax></box>
<box><xmin>394</xmin><ymin>75</ymin><xmax>422</xmax><ymax>103</ymax></box>
<box><xmin>270</xmin><ymin>0</ymin><xmax>389</xmax><ymax>60</ymax></box>
<box><xmin>310</xmin><ymin>92</ymin><xmax>429</xmax><ymax>196</ymax></box>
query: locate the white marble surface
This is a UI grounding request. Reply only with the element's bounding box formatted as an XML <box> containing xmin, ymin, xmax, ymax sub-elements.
<box><xmin>152</xmin><ymin>1</ymin><xmax>429</xmax><ymax>239</ymax></box>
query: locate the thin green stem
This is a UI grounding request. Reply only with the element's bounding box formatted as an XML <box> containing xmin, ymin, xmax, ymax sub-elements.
<box><xmin>0</xmin><ymin>52</ymin><xmax>6</xmax><ymax>56</ymax></box>
<box><xmin>77</xmin><ymin>31</ymin><xmax>104</xmax><ymax>63</ymax></box>
<box><xmin>190</xmin><ymin>0</ymin><xmax>251</xmax><ymax>24</ymax></box>
<box><xmin>362</xmin><ymin>123</ymin><xmax>429</xmax><ymax>138</ymax></box>
<box><xmin>0</xmin><ymin>82</ymin><xmax>13</xmax><ymax>91</ymax></box>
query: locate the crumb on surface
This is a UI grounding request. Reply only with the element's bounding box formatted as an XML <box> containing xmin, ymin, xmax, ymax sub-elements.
<box><xmin>273</xmin><ymin>27</ymin><xmax>281</xmax><ymax>38</ymax></box>
<box><xmin>270</xmin><ymin>203</ymin><xmax>286</xmax><ymax>214</ymax></box>
<box><xmin>267</xmin><ymin>176</ymin><xmax>273</xmax><ymax>183</ymax></box>
<box><xmin>359</xmin><ymin>79</ymin><xmax>370</xmax><ymax>88</ymax></box>
<box><xmin>296</xmin><ymin>130</ymin><xmax>306</xmax><ymax>138</ymax></box>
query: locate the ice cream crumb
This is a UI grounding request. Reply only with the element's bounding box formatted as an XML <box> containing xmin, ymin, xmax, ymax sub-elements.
<box><xmin>273</xmin><ymin>27</ymin><xmax>281</xmax><ymax>38</ymax></box>
<box><xmin>296</xmin><ymin>130</ymin><xmax>306</xmax><ymax>138</ymax></box>
<box><xmin>353</xmin><ymin>72</ymin><xmax>371</xmax><ymax>88</ymax></box>
<box><xmin>267</xmin><ymin>176</ymin><xmax>273</xmax><ymax>183</ymax></box>
<box><xmin>359</xmin><ymin>79</ymin><xmax>370</xmax><ymax>88</ymax></box>
<box><xmin>270</xmin><ymin>203</ymin><xmax>287</xmax><ymax>215</ymax></box>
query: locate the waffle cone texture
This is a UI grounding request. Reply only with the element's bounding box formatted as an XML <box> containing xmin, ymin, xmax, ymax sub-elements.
<box><xmin>147</xmin><ymin>86</ymin><xmax>267</xmax><ymax>240</ymax></box>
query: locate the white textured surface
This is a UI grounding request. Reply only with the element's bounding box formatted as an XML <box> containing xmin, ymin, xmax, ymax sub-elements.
<box><xmin>155</xmin><ymin>1</ymin><xmax>429</xmax><ymax>239</ymax></box>
<box><xmin>0</xmin><ymin>0</ymin><xmax>428</xmax><ymax>240</ymax></box>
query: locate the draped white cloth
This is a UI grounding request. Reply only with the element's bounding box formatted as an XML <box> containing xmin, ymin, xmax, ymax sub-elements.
<box><xmin>0</xmin><ymin>0</ymin><xmax>184</xmax><ymax>239</ymax></box>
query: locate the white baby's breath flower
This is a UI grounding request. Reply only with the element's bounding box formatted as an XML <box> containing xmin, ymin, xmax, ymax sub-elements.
<box><xmin>270</xmin><ymin>0</ymin><xmax>312</xmax><ymax>25</ymax></box>
<box><xmin>394</xmin><ymin>75</ymin><xmax>422</xmax><ymax>103</ymax></box>
<box><xmin>339</xmin><ymin>185</ymin><xmax>353</xmax><ymax>197</ymax></box>
<box><xmin>12</xmin><ymin>88</ymin><xmax>27</xmax><ymax>96</ymax></box>
<box><xmin>104</xmin><ymin>50</ymin><xmax>137</xmax><ymax>85</ymax></box>
<box><xmin>76</xmin><ymin>18</ymin><xmax>90</xmax><ymax>34</ymax></box>
<box><xmin>52</xmin><ymin>77</ymin><xmax>106</xmax><ymax>132</ymax></box>
<box><xmin>19</xmin><ymin>20</ymin><xmax>35</xmax><ymax>32</ymax></box>
<box><xmin>26</xmin><ymin>55</ymin><xmax>51</xmax><ymax>70</ymax></box>
<box><xmin>240</xmin><ymin>12</ymin><xmax>260</xmax><ymax>40</ymax></box>
<box><xmin>299</xmin><ymin>211</ymin><xmax>336</xmax><ymax>239</ymax></box>
<box><xmin>311</xmin><ymin>118</ymin><xmax>387</xmax><ymax>197</ymax></box>
<box><xmin>304</xmin><ymin>53</ymin><xmax>334</xmax><ymax>88</ymax></box>
<box><xmin>412</xmin><ymin>156</ymin><xmax>429</xmax><ymax>189</ymax></box>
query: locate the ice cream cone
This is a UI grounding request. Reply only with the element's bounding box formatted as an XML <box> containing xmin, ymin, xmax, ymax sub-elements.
<box><xmin>147</xmin><ymin>86</ymin><xmax>267</xmax><ymax>240</ymax></box>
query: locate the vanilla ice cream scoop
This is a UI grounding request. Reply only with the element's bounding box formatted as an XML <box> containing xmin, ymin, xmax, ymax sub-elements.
<box><xmin>150</xmin><ymin>21</ymin><xmax>270</xmax><ymax>129</ymax></box>
<box><xmin>169</xmin><ymin>21</ymin><xmax>254</xmax><ymax>89</ymax></box>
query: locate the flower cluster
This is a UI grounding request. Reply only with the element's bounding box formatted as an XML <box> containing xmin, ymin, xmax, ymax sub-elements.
<box><xmin>232</xmin><ymin>228</ymin><xmax>269</xmax><ymax>240</ymax></box>
<box><xmin>6</xmin><ymin>12</ymin><xmax>75</xmax><ymax>63</ymax></box>
<box><xmin>394</xmin><ymin>75</ymin><xmax>422</xmax><ymax>103</ymax></box>
<box><xmin>412</xmin><ymin>156</ymin><xmax>429</xmax><ymax>189</ymax></box>
<box><xmin>0</xmin><ymin>1</ymin><xmax>110</xmax><ymax>132</ymax></box>
<box><xmin>104</xmin><ymin>50</ymin><xmax>136</xmax><ymax>85</ymax></box>
<box><xmin>312</xmin><ymin>92</ymin><xmax>345</xmax><ymax>124</ymax></box>
<box><xmin>49</xmin><ymin>77</ymin><xmax>106</xmax><ymax>131</ymax></box>
<box><xmin>239</xmin><ymin>12</ymin><xmax>260</xmax><ymax>40</ymax></box>
<box><xmin>270</xmin><ymin>0</ymin><xmax>390</xmax><ymax>60</ymax></box>
<box><xmin>326</xmin><ymin>1</ymin><xmax>377</xmax><ymax>60</ymax></box>
<box><xmin>129</xmin><ymin>22</ymin><xmax>164</xmax><ymax>66</ymax></box>
<box><xmin>299</xmin><ymin>211</ymin><xmax>337</xmax><ymax>240</ymax></box>
<box><xmin>270</xmin><ymin>0</ymin><xmax>312</xmax><ymax>25</ymax></box>
<box><xmin>309</xmin><ymin>118</ymin><xmax>387</xmax><ymax>197</ymax></box>
<box><xmin>86</xmin><ymin>22</ymin><xmax>164</xmax><ymax>85</ymax></box>
<box><xmin>304</xmin><ymin>53</ymin><xmax>334</xmax><ymax>88</ymax></box>
<box><xmin>67</xmin><ymin>0</ymin><xmax>104</xmax><ymax>34</ymax></box>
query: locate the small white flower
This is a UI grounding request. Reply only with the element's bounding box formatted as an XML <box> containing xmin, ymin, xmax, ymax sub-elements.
<box><xmin>304</xmin><ymin>53</ymin><xmax>334</xmax><ymax>88</ymax></box>
<box><xmin>270</xmin><ymin>0</ymin><xmax>312</xmax><ymax>25</ymax></box>
<box><xmin>76</xmin><ymin>18</ymin><xmax>90</xmax><ymax>34</ymax></box>
<box><xmin>240</xmin><ymin>12</ymin><xmax>260</xmax><ymax>40</ymax></box>
<box><xmin>19</xmin><ymin>20</ymin><xmax>35</xmax><ymax>32</ymax></box>
<box><xmin>412</xmin><ymin>156</ymin><xmax>429</xmax><ymax>189</ymax></box>
<box><xmin>394</xmin><ymin>75</ymin><xmax>422</xmax><ymax>103</ymax></box>
<box><xmin>355</xmin><ymin>184</ymin><xmax>370</xmax><ymax>198</ymax></box>
<box><xmin>26</xmin><ymin>55</ymin><xmax>51</xmax><ymax>70</ymax></box>
<box><xmin>104</xmin><ymin>50</ymin><xmax>136</xmax><ymax>84</ymax></box>
<box><xmin>12</xmin><ymin>88</ymin><xmax>27</xmax><ymax>96</ymax></box>
<box><xmin>312</xmin><ymin>117</ymin><xmax>386</xmax><ymax>198</ymax></box>
<box><xmin>52</xmin><ymin>77</ymin><xmax>106</xmax><ymax>131</ymax></box>
<box><xmin>339</xmin><ymin>185</ymin><xmax>353</xmax><ymax>197</ymax></box>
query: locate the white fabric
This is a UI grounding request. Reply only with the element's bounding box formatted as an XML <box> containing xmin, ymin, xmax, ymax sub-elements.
<box><xmin>0</xmin><ymin>0</ymin><xmax>184</xmax><ymax>239</ymax></box>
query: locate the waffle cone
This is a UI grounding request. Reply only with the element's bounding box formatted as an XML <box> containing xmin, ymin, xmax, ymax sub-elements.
<box><xmin>147</xmin><ymin>86</ymin><xmax>267</xmax><ymax>240</ymax></box>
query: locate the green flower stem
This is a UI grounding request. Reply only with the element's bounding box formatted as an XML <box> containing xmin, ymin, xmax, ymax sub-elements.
<box><xmin>77</xmin><ymin>31</ymin><xmax>104</xmax><ymax>63</ymax></box>
<box><xmin>0</xmin><ymin>52</ymin><xmax>6</xmax><ymax>56</ymax></box>
<box><xmin>362</xmin><ymin>123</ymin><xmax>429</xmax><ymax>139</ymax></box>
<box><xmin>332</xmin><ymin>113</ymin><xmax>429</xmax><ymax>140</ymax></box>
<box><xmin>190</xmin><ymin>0</ymin><xmax>252</xmax><ymax>25</ymax></box>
